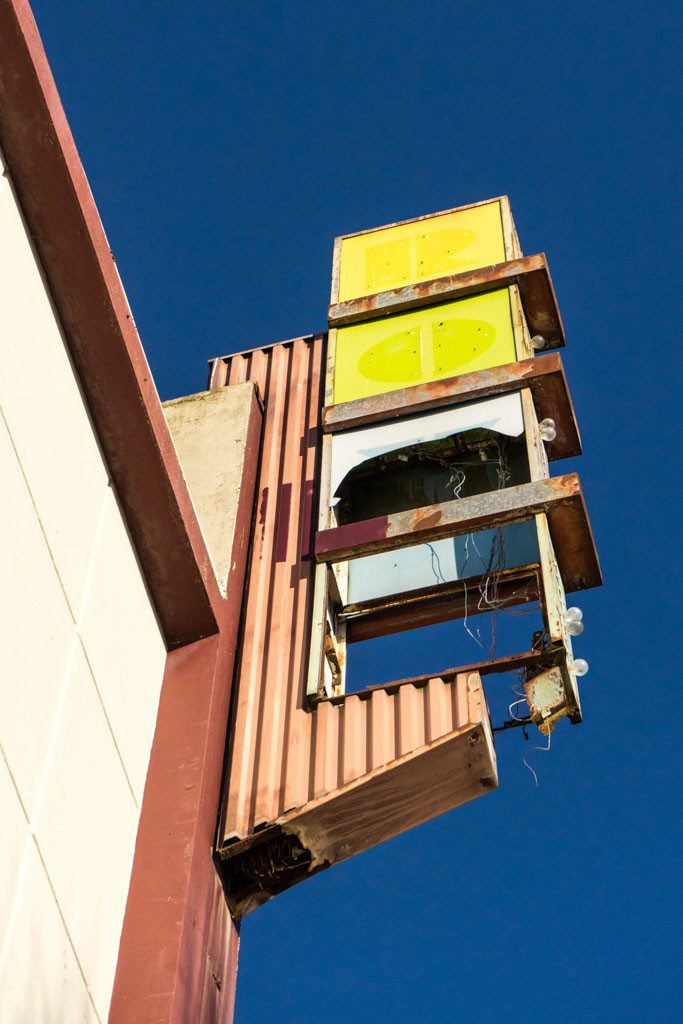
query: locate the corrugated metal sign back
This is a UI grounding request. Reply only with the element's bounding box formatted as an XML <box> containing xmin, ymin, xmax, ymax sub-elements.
<box><xmin>209</xmin><ymin>336</ymin><xmax>326</xmax><ymax>841</ymax></box>
<box><xmin>208</xmin><ymin>337</ymin><xmax>495</xmax><ymax>859</ymax></box>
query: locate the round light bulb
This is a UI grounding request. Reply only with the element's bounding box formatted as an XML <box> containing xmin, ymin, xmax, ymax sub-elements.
<box><xmin>539</xmin><ymin>418</ymin><xmax>557</xmax><ymax>443</ymax></box>
<box><xmin>565</xmin><ymin>606</ymin><xmax>583</xmax><ymax>623</ymax></box>
<box><xmin>531</xmin><ymin>334</ymin><xmax>546</xmax><ymax>351</ymax></box>
<box><xmin>567</xmin><ymin>619</ymin><xmax>584</xmax><ymax>637</ymax></box>
<box><xmin>571</xmin><ymin>658</ymin><xmax>589</xmax><ymax>677</ymax></box>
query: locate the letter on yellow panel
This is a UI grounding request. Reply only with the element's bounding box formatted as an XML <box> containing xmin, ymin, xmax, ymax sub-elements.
<box><xmin>333</xmin><ymin>289</ymin><xmax>517</xmax><ymax>405</ymax></box>
<box><xmin>338</xmin><ymin>201</ymin><xmax>506</xmax><ymax>302</ymax></box>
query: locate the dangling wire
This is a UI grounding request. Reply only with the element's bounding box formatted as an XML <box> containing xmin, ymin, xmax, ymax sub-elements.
<box><xmin>522</xmin><ymin>728</ymin><xmax>552</xmax><ymax>787</ymax></box>
<box><xmin>426</xmin><ymin>542</ymin><xmax>447</xmax><ymax>584</ymax></box>
<box><xmin>461</xmin><ymin>533</ymin><xmax>484</xmax><ymax>649</ymax></box>
<box><xmin>508</xmin><ymin>696</ymin><xmax>528</xmax><ymax>722</ymax></box>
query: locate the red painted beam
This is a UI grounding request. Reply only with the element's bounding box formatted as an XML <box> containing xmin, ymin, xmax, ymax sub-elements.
<box><xmin>110</xmin><ymin>392</ymin><xmax>262</xmax><ymax>1024</ymax></box>
<box><xmin>315</xmin><ymin>474</ymin><xmax>602</xmax><ymax>593</ymax></box>
<box><xmin>0</xmin><ymin>0</ymin><xmax>221</xmax><ymax>647</ymax></box>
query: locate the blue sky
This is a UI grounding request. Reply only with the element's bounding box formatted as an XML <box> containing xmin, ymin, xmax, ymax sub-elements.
<box><xmin>32</xmin><ymin>2</ymin><xmax>681</xmax><ymax>1021</ymax></box>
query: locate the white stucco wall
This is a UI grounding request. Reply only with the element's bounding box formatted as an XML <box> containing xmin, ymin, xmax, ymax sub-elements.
<box><xmin>0</xmin><ymin>153</ymin><xmax>167</xmax><ymax>1022</ymax></box>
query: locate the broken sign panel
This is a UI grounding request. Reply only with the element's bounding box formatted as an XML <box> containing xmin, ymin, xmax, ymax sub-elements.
<box><xmin>329</xmin><ymin>391</ymin><xmax>525</xmax><ymax>504</ymax></box>
<box><xmin>346</xmin><ymin>519</ymin><xmax>540</xmax><ymax>605</ymax></box>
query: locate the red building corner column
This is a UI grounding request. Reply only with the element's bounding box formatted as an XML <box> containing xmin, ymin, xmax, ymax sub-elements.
<box><xmin>109</xmin><ymin>635</ymin><xmax>243</xmax><ymax>1023</ymax></box>
<box><xmin>109</xmin><ymin>397</ymin><xmax>261</xmax><ymax>1024</ymax></box>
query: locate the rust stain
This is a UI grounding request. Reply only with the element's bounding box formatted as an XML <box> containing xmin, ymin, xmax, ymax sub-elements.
<box><xmin>275</xmin><ymin>483</ymin><xmax>291</xmax><ymax>563</ymax></box>
<box><xmin>410</xmin><ymin>508</ymin><xmax>443</xmax><ymax>531</ymax></box>
<box><xmin>258</xmin><ymin>487</ymin><xmax>268</xmax><ymax>526</ymax></box>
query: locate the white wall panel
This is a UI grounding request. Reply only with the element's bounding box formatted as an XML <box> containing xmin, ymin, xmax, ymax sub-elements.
<box><xmin>0</xmin><ymin>842</ymin><xmax>98</xmax><ymax>1024</ymax></box>
<box><xmin>0</xmin><ymin>413</ymin><xmax>74</xmax><ymax>811</ymax></box>
<box><xmin>0</xmin><ymin>755</ymin><xmax>28</xmax><ymax>954</ymax></box>
<box><xmin>0</xmin><ymin>164</ymin><xmax>108</xmax><ymax>617</ymax></box>
<box><xmin>0</xmin><ymin>150</ymin><xmax>167</xmax><ymax>1020</ymax></box>
<box><xmin>35</xmin><ymin>643</ymin><xmax>140</xmax><ymax>1020</ymax></box>
<box><xmin>80</xmin><ymin>488</ymin><xmax>166</xmax><ymax>803</ymax></box>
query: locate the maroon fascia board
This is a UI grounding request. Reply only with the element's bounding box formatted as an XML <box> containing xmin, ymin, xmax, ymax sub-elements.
<box><xmin>0</xmin><ymin>0</ymin><xmax>221</xmax><ymax>647</ymax></box>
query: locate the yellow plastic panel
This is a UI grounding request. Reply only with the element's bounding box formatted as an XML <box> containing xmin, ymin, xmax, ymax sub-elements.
<box><xmin>338</xmin><ymin>201</ymin><xmax>506</xmax><ymax>302</ymax></box>
<box><xmin>333</xmin><ymin>288</ymin><xmax>517</xmax><ymax>404</ymax></box>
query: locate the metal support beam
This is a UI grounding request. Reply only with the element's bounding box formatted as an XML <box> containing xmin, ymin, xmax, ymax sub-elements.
<box><xmin>327</xmin><ymin>253</ymin><xmax>564</xmax><ymax>348</ymax></box>
<box><xmin>315</xmin><ymin>474</ymin><xmax>601</xmax><ymax>593</ymax></box>
<box><xmin>321</xmin><ymin>353</ymin><xmax>580</xmax><ymax>461</ymax></box>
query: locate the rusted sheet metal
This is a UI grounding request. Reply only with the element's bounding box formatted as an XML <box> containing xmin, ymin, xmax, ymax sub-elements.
<box><xmin>321</xmin><ymin>352</ymin><xmax>581</xmax><ymax>462</ymax></box>
<box><xmin>209</xmin><ymin>341</ymin><xmax>497</xmax><ymax>883</ymax></box>
<box><xmin>354</xmin><ymin>645</ymin><xmax>567</xmax><ymax>700</ymax></box>
<box><xmin>327</xmin><ymin>254</ymin><xmax>565</xmax><ymax>348</ymax></box>
<box><xmin>219</xmin><ymin>672</ymin><xmax>496</xmax><ymax>917</ymax></box>
<box><xmin>280</xmin><ymin>672</ymin><xmax>495</xmax><ymax>870</ymax></box>
<box><xmin>211</xmin><ymin>335</ymin><xmax>325</xmax><ymax>844</ymax></box>
<box><xmin>345</xmin><ymin>567</ymin><xmax>540</xmax><ymax>643</ymax></box>
<box><xmin>214</xmin><ymin>337</ymin><xmax>326</xmax><ymax>841</ymax></box>
<box><xmin>315</xmin><ymin>473</ymin><xmax>602</xmax><ymax>592</ymax></box>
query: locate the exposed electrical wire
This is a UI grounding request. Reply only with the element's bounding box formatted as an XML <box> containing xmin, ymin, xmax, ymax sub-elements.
<box><xmin>522</xmin><ymin>728</ymin><xmax>552</xmax><ymax>787</ymax></box>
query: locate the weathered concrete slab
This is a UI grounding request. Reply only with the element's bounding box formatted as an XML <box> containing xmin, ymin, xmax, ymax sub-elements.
<box><xmin>164</xmin><ymin>383</ymin><xmax>260</xmax><ymax>593</ymax></box>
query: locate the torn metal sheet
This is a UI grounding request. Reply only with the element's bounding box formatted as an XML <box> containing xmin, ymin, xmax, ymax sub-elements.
<box><xmin>347</xmin><ymin>519</ymin><xmax>539</xmax><ymax>604</ymax></box>
<box><xmin>330</xmin><ymin>391</ymin><xmax>524</xmax><ymax>502</ymax></box>
<box><xmin>220</xmin><ymin>671</ymin><xmax>496</xmax><ymax>916</ymax></box>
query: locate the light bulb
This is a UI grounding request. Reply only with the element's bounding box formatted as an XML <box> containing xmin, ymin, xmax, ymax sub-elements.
<box><xmin>531</xmin><ymin>334</ymin><xmax>546</xmax><ymax>350</ymax></box>
<box><xmin>539</xmin><ymin>418</ymin><xmax>556</xmax><ymax>442</ymax></box>
<box><xmin>567</xmin><ymin>619</ymin><xmax>584</xmax><ymax>636</ymax></box>
<box><xmin>565</xmin><ymin>606</ymin><xmax>583</xmax><ymax>623</ymax></box>
<box><xmin>571</xmin><ymin>658</ymin><xmax>589</xmax><ymax>677</ymax></box>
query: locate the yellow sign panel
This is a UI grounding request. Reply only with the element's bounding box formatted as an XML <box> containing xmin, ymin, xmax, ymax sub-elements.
<box><xmin>337</xmin><ymin>201</ymin><xmax>506</xmax><ymax>302</ymax></box>
<box><xmin>333</xmin><ymin>288</ymin><xmax>517</xmax><ymax>405</ymax></box>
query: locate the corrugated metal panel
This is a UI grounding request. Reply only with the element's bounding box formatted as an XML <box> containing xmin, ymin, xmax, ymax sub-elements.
<box><xmin>209</xmin><ymin>339</ymin><xmax>497</xmax><ymax>855</ymax></box>
<box><xmin>211</xmin><ymin>336</ymin><xmax>325</xmax><ymax>841</ymax></box>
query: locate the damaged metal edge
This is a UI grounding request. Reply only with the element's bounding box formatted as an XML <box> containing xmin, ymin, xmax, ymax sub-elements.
<box><xmin>314</xmin><ymin>474</ymin><xmax>601</xmax><ymax>594</ymax></box>
<box><xmin>321</xmin><ymin>353</ymin><xmax>581</xmax><ymax>462</ymax></box>
<box><xmin>327</xmin><ymin>254</ymin><xmax>564</xmax><ymax>348</ymax></box>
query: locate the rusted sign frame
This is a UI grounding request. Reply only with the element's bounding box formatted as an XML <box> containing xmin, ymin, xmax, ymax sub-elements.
<box><xmin>520</xmin><ymin>386</ymin><xmax>549</xmax><ymax>481</ymax></box>
<box><xmin>315</xmin><ymin>473</ymin><xmax>601</xmax><ymax>593</ymax></box>
<box><xmin>321</xmin><ymin>352</ymin><xmax>581</xmax><ymax>462</ymax></box>
<box><xmin>328</xmin><ymin>254</ymin><xmax>564</xmax><ymax>349</ymax></box>
<box><xmin>535</xmin><ymin>511</ymin><xmax>581</xmax><ymax>721</ymax></box>
<box><xmin>341</xmin><ymin>644</ymin><xmax>568</xmax><ymax>703</ymax></box>
<box><xmin>341</xmin><ymin>565</ymin><xmax>541</xmax><ymax>643</ymax></box>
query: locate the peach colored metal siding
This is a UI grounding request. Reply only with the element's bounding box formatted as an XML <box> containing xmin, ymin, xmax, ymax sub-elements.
<box><xmin>209</xmin><ymin>341</ymin><xmax>496</xmax><ymax>859</ymax></box>
<box><xmin>210</xmin><ymin>336</ymin><xmax>325</xmax><ymax>842</ymax></box>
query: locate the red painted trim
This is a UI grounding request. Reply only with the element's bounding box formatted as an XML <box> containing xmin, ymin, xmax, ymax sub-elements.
<box><xmin>110</xmin><ymin>391</ymin><xmax>262</xmax><ymax>1023</ymax></box>
<box><xmin>0</xmin><ymin>0</ymin><xmax>221</xmax><ymax>646</ymax></box>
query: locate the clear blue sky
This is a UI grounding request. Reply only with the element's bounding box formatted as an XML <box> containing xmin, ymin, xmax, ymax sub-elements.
<box><xmin>33</xmin><ymin>2</ymin><xmax>681</xmax><ymax>1021</ymax></box>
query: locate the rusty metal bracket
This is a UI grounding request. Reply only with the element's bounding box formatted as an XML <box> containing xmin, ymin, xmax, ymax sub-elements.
<box><xmin>315</xmin><ymin>473</ymin><xmax>601</xmax><ymax>593</ymax></box>
<box><xmin>321</xmin><ymin>352</ymin><xmax>580</xmax><ymax>461</ymax></box>
<box><xmin>327</xmin><ymin>253</ymin><xmax>564</xmax><ymax>348</ymax></box>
